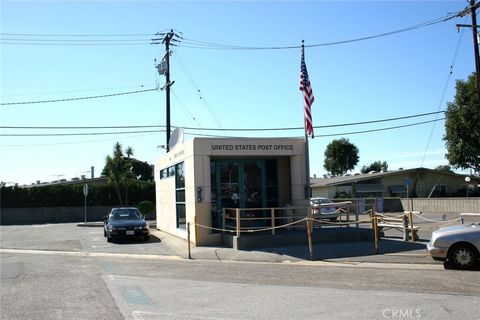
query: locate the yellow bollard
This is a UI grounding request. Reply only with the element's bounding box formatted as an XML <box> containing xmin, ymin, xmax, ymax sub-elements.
<box><xmin>187</xmin><ymin>222</ymin><xmax>191</xmax><ymax>260</ymax></box>
<box><xmin>236</xmin><ymin>208</ymin><xmax>240</xmax><ymax>238</ymax></box>
<box><xmin>306</xmin><ymin>217</ymin><xmax>313</xmax><ymax>260</ymax></box>
<box><xmin>373</xmin><ymin>216</ymin><xmax>380</xmax><ymax>254</ymax></box>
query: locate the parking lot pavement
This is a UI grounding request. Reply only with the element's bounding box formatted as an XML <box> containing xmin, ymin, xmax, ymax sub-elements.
<box><xmin>0</xmin><ymin>221</ymin><xmax>447</xmax><ymax>267</ymax></box>
<box><xmin>0</xmin><ymin>223</ymin><xmax>178</xmax><ymax>257</ymax></box>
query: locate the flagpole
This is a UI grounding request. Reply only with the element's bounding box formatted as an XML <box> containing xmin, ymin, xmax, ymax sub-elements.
<box><xmin>304</xmin><ymin>130</ymin><xmax>311</xmax><ymax>199</ymax></box>
<box><xmin>302</xmin><ymin>40</ymin><xmax>311</xmax><ymax>200</ymax></box>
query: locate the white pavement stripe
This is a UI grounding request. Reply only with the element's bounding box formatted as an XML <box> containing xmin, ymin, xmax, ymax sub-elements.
<box><xmin>0</xmin><ymin>248</ymin><xmax>181</xmax><ymax>261</ymax></box>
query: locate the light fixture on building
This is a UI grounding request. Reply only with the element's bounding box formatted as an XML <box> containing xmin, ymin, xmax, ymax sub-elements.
<box><xmin>465</xmin><ymin>176</ymin><xmax>471</xmax><ymax>197</ymax></box>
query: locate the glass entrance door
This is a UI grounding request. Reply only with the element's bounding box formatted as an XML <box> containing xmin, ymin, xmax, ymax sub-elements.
<box><xmin>212</xmin><ymin>160</ymin><xmax>269</xmax><ymax>229</ymax></box>
<box><xmin>219</xmin><ymin>161</ymin><xmax>240</xmax><ymax>210</ymax></box>
<box><xmin>242</xmin><ymin>161</ymin><xmax>265</xmax><ymax>209</ymax></box>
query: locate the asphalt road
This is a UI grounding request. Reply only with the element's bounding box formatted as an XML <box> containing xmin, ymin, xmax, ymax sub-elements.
<box><xmin>1</xmin><ymin>222</ymin><xmax>479</xmax><ymax>320</ymax></box>
<box><xmin>1</xmin><ymin>249</ymin><xmax>479</xmax><ymax>320</ymax></box>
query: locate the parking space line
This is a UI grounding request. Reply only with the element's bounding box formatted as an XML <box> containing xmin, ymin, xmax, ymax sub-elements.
<box><xmin>0</xmin><ymin>248</ymin><xmax>181</xmax><ymax>261</ymax></box>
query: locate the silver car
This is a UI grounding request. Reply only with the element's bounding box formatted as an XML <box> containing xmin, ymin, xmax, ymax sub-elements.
<box><xmin>427</xmin><ymin>223</ymin><xmax>480</xmax><ymax>269</ymax></box>
<box><xmin>310</xmin><ymin>197</ymin><xmax>339</xmax><ymax>221</ymax></box>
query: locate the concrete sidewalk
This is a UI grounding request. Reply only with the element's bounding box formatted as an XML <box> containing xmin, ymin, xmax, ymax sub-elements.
<box><xmin>1</xmin><ymin>221</ymin><xmax>443</xmax><ymax>267</ymax></box>
<box><xmin>154</xmin><ymin>228</ymin><xmax>440</xmax><ymax>266</ymax></box>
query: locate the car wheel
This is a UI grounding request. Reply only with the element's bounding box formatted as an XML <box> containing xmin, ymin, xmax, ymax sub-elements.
<box><xmin>107</xmin><ymin>235</ymin><xmax>112</xmax><ymax>243</ymax></box>
<box><xmin>448</xmin><ymin>243</ymin><xmax>478</xmax><ymax>270</ymax></box>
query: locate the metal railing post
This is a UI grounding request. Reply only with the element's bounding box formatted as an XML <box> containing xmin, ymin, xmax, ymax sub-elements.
<box><xmin>236</xmin><ymin>208</ymin><xmax>240</xmax><ymax>238</ymax></box>
<box><xmin>271</xmin><ymin>208</ymin><xmax>275</xmax><ymax>235</ymax></box>
<box><xmin>222</xmin><ymin>208</ymin><xmax>226</xmax><ymax>234</ymax></box>
<box><xmin>187</xmin><ymin>222</ymin><xmax>191</xmax><ymax>259</ymax></box>
<box><xmin>408</xmin><ymin>211</ymin><xmax>415</xmax><ymax>243</ymax></box>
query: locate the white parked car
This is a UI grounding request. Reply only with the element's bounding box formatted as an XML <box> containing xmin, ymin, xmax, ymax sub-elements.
<box><xmin>427</xmin><ymin>223</ymin><xmax>480</xmax><ymax>269</ymax></box>
<box><xmin>310</xmin><ymin>197</ymin><xmax>339</xmax><ymax>221</ymax></box>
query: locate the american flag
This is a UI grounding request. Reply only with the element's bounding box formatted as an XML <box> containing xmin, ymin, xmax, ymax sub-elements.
<box><xmin>299</xmin><ymin>45</ymin><xmax>315</xmax><ymax>138</ymax></box>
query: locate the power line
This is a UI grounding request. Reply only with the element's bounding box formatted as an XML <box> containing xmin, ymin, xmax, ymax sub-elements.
<box><xmin>1</xmin><ymin>129</ymin><xmax>165</xmax><ymax>137</ymax></box>
<box><xmin>178</xmin><ymin>11</ymin><xmax>460</xmax><ymax>51</ymax></box>
<box><xmin>0</xmin><ymin>84</ymin><xmax>155</xmax><ymax>98</ymax></box>
<box><xmin>0</xmin><ymin>87</ymin><xmax>159</xmax><ymax>106</ymax></box>
<box><xmin>0</xmin><ymin>118</ymin><xmax>445</xmax><ymax>137</ymax></box>
<box><xmin>2</xmin><ymin>10</ymin><xmax>461</xmax><ymax>48</ymax></box>
<box><xmin>0</xmin><ymin>33</ymin><xmax>157</xmax><ymax>37</ymax></box>
<box><xmin>171</xmin><ymin>50</ymin><xmax>223</xmax><ymax>128</ymax></box>
<box><xmin>1</xmin><ymin>42</ymin><xmax>151</xmax><ymax>46</ymax></box>
<box><xmin>315</xmin><ymin>118</ymin><xmax>445</xmax><ymax>138</ymax></box>
<box><xmin>1</xmin><ymin>38</ymin><xmax>151</xmax><ymax>42</ymax></box>
<box><xmin>0</xmin><ymin>133</ymin><xmax>160</xmax><ymax>147</ymax></box>
<box><xmin>0</xmin><ymin>110</ymin><xmax>445</xmax><ymax>131</ymax></box>
<box><xmin>171</xmin><ymin>89</ymin><xmax>202</xmax><ymax>127</ymax></box>
<box><xmin>421</xmin><ymin>22</ymin><xmax>466</xmax><ymax>167</ymax></box>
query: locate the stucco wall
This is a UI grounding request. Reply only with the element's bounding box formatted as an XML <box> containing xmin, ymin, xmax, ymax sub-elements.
<box><xmin>155</xmin><ymin>137</ymin><xmax>308</xmax><ymax>246</ymax></box>
<box><xmin>400</xmin><ymin>198</ymin><xmax>480</xmax><ymax>214</ymax></box>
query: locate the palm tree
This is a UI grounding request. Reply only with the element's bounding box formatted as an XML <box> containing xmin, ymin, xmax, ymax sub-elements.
<box><xmin>104</xmin><ymin>142</ymin><xmax>134</xmax><ymax>205</ymax></box>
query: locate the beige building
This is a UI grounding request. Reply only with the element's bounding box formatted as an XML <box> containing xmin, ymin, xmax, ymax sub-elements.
<box><xmin>311</xmin><ymin>168</ymin><xmax>479</xmax><ymax>199</ymax></box>
<box><xmin>155</xmin><ymin>137</ymin><xmax>308</xmax><ymax>246</ymax></box>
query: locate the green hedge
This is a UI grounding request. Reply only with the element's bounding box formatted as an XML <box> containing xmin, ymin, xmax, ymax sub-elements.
<box><xmin>0</xmin><ymin>183</ymin><xmax>155</xmax><ymax>208</ymax></box>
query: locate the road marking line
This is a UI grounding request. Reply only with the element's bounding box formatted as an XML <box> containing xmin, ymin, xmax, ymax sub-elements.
<box><xmin>0</xmin><ymin>248</ymin><xmax>181</xmax><ymax>261</ymax></box>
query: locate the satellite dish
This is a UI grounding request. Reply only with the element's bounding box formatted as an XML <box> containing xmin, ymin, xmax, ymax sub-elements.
<box><xmin>169</xmin><ymin>127</ymin><xmax>184</xmax><ymax>151</ymax></box>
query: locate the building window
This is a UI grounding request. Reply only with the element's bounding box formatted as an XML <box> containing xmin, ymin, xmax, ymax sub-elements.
<box><xmin>439</xmin><ymin>184</ymin><xmax>447</xmax><ymax>194</ymax></box>
<box><xmin>160</xmin><ymin>165</ymin><xmax>176</xmax><ymax>180</ymax></box>
<box><xmin>175</xmin><ymin>162</ymin><xmax>186</xmax><ymax>229</ymax></box>
<box><xmin>160</xmin><ymin>169</ymin><xmax>167</xmax><ymax>179</ymax></box>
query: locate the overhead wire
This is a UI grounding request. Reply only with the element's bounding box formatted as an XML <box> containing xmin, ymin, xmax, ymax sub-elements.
<box><xmin>0</xmin><ymin>87</ymin><xmax>159</xmax><ymax>106</ymax></box>
<box><xmin>0</xmin><ymin>110</ymin><xmax>445</xmax><ymax>130</ymax></box>
<box><xmin>0</xmin><ymin>133</ymin><xmax>160</xmax><ymax>147</ymax></box>
<box><xmin>0</xmin><ymin>84</ymin><xmax>155</xmax><ymax>98</ymax></box>
<box><xmin>0</xmin><ymin>118</ymin><xmax>445</xmax><ymax>137</ymax></box>
<box><xmin>1</xmin><ymin>10</ymin><xmax>461</xmax><ymax>48</ymax></box>
<box><xmin>178</xmin><ymin>11</ymin><xmax>460</xmax><ymax>50</ymax></box>
<box><xmin>171</xmin><ymin>50</ymin><xmax>223</xmax><ymax>128</ymax></box>
<box><xmin>0</xmin><ymin>32</ymin><xmax>158</xmax><ymax>36</ymax></box>
<box><xmin>421</xmin><ymin>19</ymin><xmax>466</xmax><ymax>167</ymax></box>
<box><xmin>171</xmin><ymin>89</ymin><xmax>203</xmax><ymax>127</ymax></box>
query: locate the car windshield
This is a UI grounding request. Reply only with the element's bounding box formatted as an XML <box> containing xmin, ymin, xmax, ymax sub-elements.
<box><xmin>110</xmin><ymin>209</ymin><xmax>141</xmax><ymax>220</ymax></box>
<box><xmin>311</xmin><ymin>198</ymin><xmax>331</xmax><ymax>205</ymax></box>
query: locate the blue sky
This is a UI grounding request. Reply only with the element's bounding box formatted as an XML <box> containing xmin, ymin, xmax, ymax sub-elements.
<box><xmin>0</xmin><ymin>0</ymin><xmax>475</xmax><ymax>185</ymax></box>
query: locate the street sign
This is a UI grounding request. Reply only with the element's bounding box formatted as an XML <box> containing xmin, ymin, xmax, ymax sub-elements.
<box><xmin>83</xmin><ymin>184</ymin><xmax>89</xmax><ymax>224</ymax></box>
<box><xmin>83</xmin><ymin>184</ymin><xmax>89</xmax><ymax>197</ymax></box>
<box><xmin>404</xmin><ymin>178</ymin><xmax>412</xmax><ymax>187</ymax></box>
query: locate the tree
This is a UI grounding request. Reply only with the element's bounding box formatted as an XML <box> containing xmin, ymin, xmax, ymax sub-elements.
<box><xmin>361</xmin><ymin>161</ymin><xmax>388</xmax><ymax>174</ymax></box>
<box><xmin>323</xmin><ymin>138</ymin><xmax>359</xmax><ymax>176</ymax></box>
<box><xmin>435</xmin><ymin>165</ymin><xmax>453</xmax><ymax>173</ymax></box>
<box><xmin>131</xmin><ymin>159</ymin><xmax>154</xmax><ymax>181</ymax></box>
<box><xmin>444</xmin><ymin>73</ymin><xmax>480</xmax><ymax>172</ymax></box>
<box><xmin>103</xmin><ymin>142</ymin><xmax>135</xmax><ymax>205</ymax></box>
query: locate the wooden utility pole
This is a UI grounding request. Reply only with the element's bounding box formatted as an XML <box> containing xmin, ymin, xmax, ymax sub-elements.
<box><xmin>153</xmin><ymin>30</ymin><xmax>180</xmax><ymax>152</ymax></box>
<box><xmin>458</xmin><ymin>1</ymin><xmax>480</xmax><ymax>110</ymax></box>
<box><xmin>164</xmin><ymin>31</ymin><xmax>173</xmax><ymax>152</ymax></box>
<box><xmin>470</xmin><ymin>0</ymin><xmax>480</xmax><ymax>110</ymax></box>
